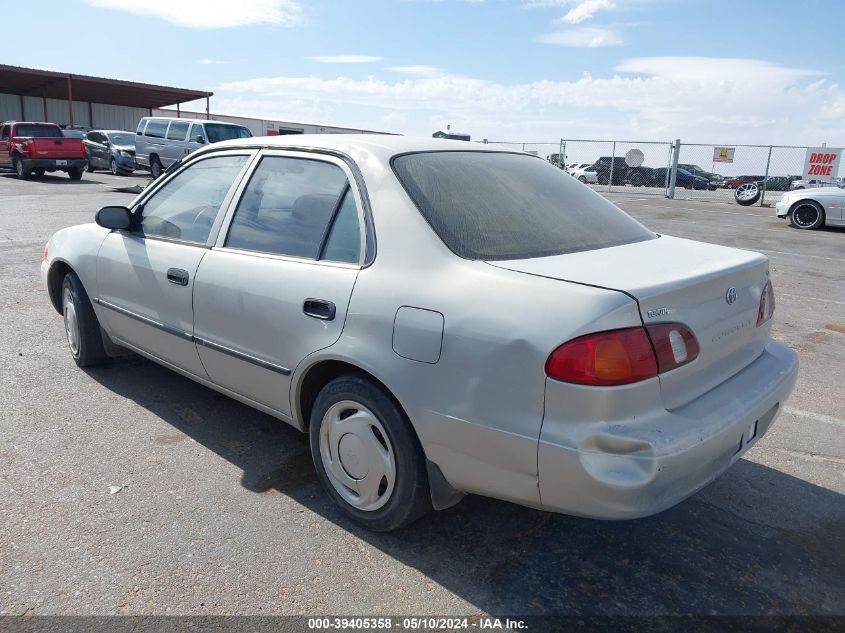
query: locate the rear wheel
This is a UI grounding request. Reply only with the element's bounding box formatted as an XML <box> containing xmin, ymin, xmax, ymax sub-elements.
<box><xmin>578</xmin><ymin>175</ymin><xmax>587</xmax><ymax>183</ymax></box>
<box><xmin>86</xmin><ymin>161</ymin><xmax>96</xmax><ymax>172</ymax></box>
<box><xmin>61</xmin><ymin>271</ymin><xmax>108</xmax><ymax>367</ymax></box>
<box><xmin>68</xmin><ymin>167</ymin><xmax>83</xmax><ymax>180</ymax></box>
<box><xmin>789</xmin><ymin>201</ymin><xmax>825</xmax><ymax>230</ymax></box>
<box><xmin>149</xmin><ymin>156</ymin><xmax>163</xmax><ymax>179</ymax></box>
<box><xmin>13</xmin><ymin>156</ymin><xmax>30</xmax><ymax>180</ymax></box>
<box><xmin>630</xmin><ymin>173</ymin><xmax>644</xmax><ymax>187</ymax></box>
<box><xmin>33</xmin><ymin>168</ymin><xmax>45</xmax><ymax>177</ymax></box>
<box><xmin>597</xmin><ymin>173</ymin><xmax>609</xmax><ymax>185</ymax></box>
<box><xmin>310</xmin><ymin>375</ymin><xmax>431</xmax><ymax>531</ymax></box>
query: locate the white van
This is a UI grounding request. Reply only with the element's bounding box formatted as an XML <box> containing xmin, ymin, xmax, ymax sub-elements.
<box><xmin>134</xmin><ymin>117</ymin><xmax>252</xmax><ymax>178</ymax></box>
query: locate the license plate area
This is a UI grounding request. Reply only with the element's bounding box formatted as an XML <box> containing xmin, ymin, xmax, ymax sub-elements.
<box><xmin>56</xmin><ymin>159</ymin><xmax>67</xmax><ymax>166</ymax></box>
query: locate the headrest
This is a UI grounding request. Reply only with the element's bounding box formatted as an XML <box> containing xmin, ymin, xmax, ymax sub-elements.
<box><xmin>292</xmin><ymin>194</ymin><xmax>338</xmax><ymax>227</ymax></box>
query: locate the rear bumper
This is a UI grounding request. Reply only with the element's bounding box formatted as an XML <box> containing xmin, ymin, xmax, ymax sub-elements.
<box><xmin>22</xmin><ymin>158</ymin><xmax>87</xmax><ymax>171</ymax></box>
<box><xmin>538</xmin><ymin>341</ymin><xmax>799</xmax><ymax>519</ymax></box>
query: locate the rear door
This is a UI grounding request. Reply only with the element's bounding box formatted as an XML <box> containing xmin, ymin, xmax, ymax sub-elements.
<box><xmin>192</xmin><ymin>151</ymin><xmax>366</xmax><ymax>417</ymax></box>
<box><xmin>96</xmin><ymin>151</ymin><xmax>255</xmax><ymax>376</ymax></box>
<box><xmin>0</xmin><ymin>124</ymin><xmax>10</xmax><ymax>168</ymax></box>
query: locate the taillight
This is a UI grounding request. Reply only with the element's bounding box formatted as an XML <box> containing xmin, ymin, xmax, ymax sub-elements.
<box><xmin>546</xmin><ymin>323</ymin><xmax>700</xmax><ymax>387</ymax></box>
<box><xmin>545</xmin><ymin>327</ymin><xmax>658</xmax><ymax>386</ymax></box>
<box><xmin>43</xmin><ymin>243</ymin><xmax>49</xmax><ymax>260</ymax></box>
<box><xmin>757</xmin><ymin>279</ymin><xmax>775</xmax><ymax>326</ymax></box>
<box><xmin>645</xmin><ymin>323</ymin><xmax>700</xmax><ymax>373</ymax></box>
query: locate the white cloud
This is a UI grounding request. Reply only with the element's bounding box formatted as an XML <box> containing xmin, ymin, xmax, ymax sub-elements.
<box><xmin>537</xmin><ymin>27</ymin><xmax>622</xmax><ymax>46</ymax></box>
<box><xmin>310</xmin><ymin>55</ymin><xmax>383</xmax><ymax>64</ymax></box>
<box><xmin>386</xmin><ymin>65</ymin><xmax>443</xmax><ymax>76</ymax></box>
<box><xmin>212</xmin><ymin>57</ymin><xmax>845</xmax><ymax>147</ymax></box>
<box><xmin>561</xmin><ymin>0</ymin><xmax>616</xmax><ymax>23</ymax></box>
<box><xmin>83</xmin><ymin>0</ymin><xmax>302</xmax><ymax>28</ymax></box>
<box><xmin>199</xmin><ymin>58</ymin><xmax>230</xmax><ymax>65</ymax></box>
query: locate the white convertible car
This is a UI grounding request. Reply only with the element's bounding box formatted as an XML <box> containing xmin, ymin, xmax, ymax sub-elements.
<box><xmin>42</xmin><ymin>135</ymin><xmax>799</xmax><ymax>531</ymax></box>
<box><xmin>776</xmin><ymin>186</ymin><xmax>845</xmax><ymax>230</ymax></box>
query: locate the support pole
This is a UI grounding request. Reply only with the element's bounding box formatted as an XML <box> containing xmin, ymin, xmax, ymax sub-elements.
<box><xmin>608</xmin><ymin>141</ymin><xmax>616</xmax><ymax>191</ymax></box>
<box><xmin>559</xmin><ymin>139</ymin><xmax>563</xmax><ymax>168</ymax></box>
<box><xmin>19</xmin><ymin>94</ymin><xmax>25</xmax><ymax>120</ymax></box>
<box><xmin>760</xmin><ymin>145</ymin><xmax>773</xmax><ymax>206</ymax></box>
<box><xmin>667</xmin><ymin>139</ymin><xmax>681</xmax><ymax>199</ymax></box>
<box><xmin>205</xmin><ymin>96</ymin><xmax>210</xmax><ymax>120</ymax></box>
<box><xmin>42</xmin><ymin>94</ymin><xmax>47</xmax><ymax>121</ymax></box>
<box><xmin>88</xmin><ymin>101</ymin><xmax>94</xmax><ymax>128</ymax></box>
<box><xmin>66</xmin><ymin>75</ymin><xmax>74</xmax><ymax>127</ymax></box>
<box><xmin>176</xmin><ymin>103</ymin><xmax>181</xmax><ymax>118</ymax></box>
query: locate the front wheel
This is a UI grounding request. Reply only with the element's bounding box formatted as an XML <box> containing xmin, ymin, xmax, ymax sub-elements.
<box><xmin>149</xmin><ymin>156</ymin><xmax>163</xmax><ymax>179</ymax></box>
<box><xmin>61</xmin><ymin>272</ymin><xmax>108</xmax><ymax>367</ymax></box>
<box><xmin>110</xmin><ymin>158</ymin><xmax>120</xmax><ymax>176</ymax></box>
<box><xmin>310</xmin><ymin>375</ymin><xmax>431</xmax><ymax>531</ymax></box>
<box><xmin>86</xmin><ymin>161</ymin><xmax>96</xmax><ymax>172</ymax></box>
<box><xmin>789</xmin><ymin>201</ymin><xmax>825</xmax><ymax>230</ymax></box>
<box><xmin>578</xmin><ymin>175</ymin><xmax>587</xmax><ymax>184</ymax></box>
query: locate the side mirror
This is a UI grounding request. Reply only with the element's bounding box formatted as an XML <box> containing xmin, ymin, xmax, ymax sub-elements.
<box><xmin>194</xmin><ymin>135</ymin><xmax>206</xmax><ymax>144</ymax></box>
<box><xmin>102</xmin><ymin>140</ymin><xmax>110</xmax><ymax>146</ymax></box>
<box><xmin>95</xmin><ymin>206</ymin><xmax>132</xmax><ymax>230</ymax></box>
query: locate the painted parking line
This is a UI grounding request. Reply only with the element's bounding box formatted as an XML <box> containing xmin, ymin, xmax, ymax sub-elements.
<box><xmin>784</xmin><ymin>407</ymin><xmax>845</xmax><ymax>430</ymax></box>
<box><xmin>779</xmin><ymin>293</ymin><xmax>845</xmax><ymax>307</ymax></box>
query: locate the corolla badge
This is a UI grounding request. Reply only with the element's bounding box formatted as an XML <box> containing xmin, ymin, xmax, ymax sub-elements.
<box><xmin>725</xmin><ymin>287</ymin><xmax>738</xmax><ymax>305</ymax></box>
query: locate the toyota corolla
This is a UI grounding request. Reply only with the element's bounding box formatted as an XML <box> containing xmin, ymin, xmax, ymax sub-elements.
<box><xmin>42</xmin><ymin>136</ymin><xmax>799</xmax><ymax>531</ymax></box>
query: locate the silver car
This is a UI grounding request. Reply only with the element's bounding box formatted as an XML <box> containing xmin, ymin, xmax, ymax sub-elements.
<box><xmin>42</xmin><ymin>136</ymin><xmax>799</xmax><ymax>531</ymax></box>
<box><xmin>776</xmin><ymin>187</ymin><xmax>845</xmax><ymax>230</ymax></box>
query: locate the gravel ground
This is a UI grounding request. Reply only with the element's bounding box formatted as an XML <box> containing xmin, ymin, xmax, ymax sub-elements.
<box><xmin>0</xmin><ymin>171</ymin><xmax>843</xmax><ymax>618</ymax></box>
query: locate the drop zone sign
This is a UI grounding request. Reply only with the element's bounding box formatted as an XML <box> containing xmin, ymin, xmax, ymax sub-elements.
<box><xmin>803</xmin><ymin>147</ymin><xmax>842</xmax><ymax>179</ymax></box>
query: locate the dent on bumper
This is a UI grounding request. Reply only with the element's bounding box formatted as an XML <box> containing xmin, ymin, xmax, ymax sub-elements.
<box><xmin>538</xmin><ymin>341</ymin><xmax>799</xmax><ymax>519</ymax></box>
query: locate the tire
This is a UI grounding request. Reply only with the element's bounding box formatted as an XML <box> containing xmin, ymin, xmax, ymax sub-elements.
<box><xmin>86</xmin><ymin>161</ymin><xmax>96</xmax><ymax>173</ymax></box>
<box><xmin>61</xmin><ymin>271</ymin><xmax>108</xmax><ymax>367</ymax></box>
<box><xmin>597</xmin><ymin>173</ymin><xmax>609</xmax><ymax>185</ymax></box>
<box><xmin>33</xmin><ymin>168</ymin><xmax>45</xmax><ymax>177</ymax></box>
<box><xmin>149</xmin><ymin>156</ymin><xmax>163</xmax><ymax>179</ymax></box>
<box><xmin>578</xmin><ymin>175</ymin><xmax>587</xmax><ymax>184</ymax></box>
<box><xmin>735</xmin><ymin>182</ymin><xmax>761</xmax><ymax>206</ymax></box>
<box><xmin>630</xmin><ymin>174</ymin><xmax>644</xmax><ymax>187</ymax></box>
<box><xmin>683</xmin><ymin>181</ymin><xmax>693</xmax><ymax>190</ymax></box>
<box><xmin>110</xmin><ymin>158</ymin><xmax>120</xmax><ymax>176</ymax></box>
<box><xmin>789</xmin><ymin>200</ymin><xmax>825</xmax><ymax>230</ymax></box>
<box><xmin>13</xmin><ymin>156</ymin><xmax>30</xmax><ymax>180</ymax></box>
<box><xmin>68</xmin><ymin>167</ymin><xmax>83</xmax><ymax>180</ymax></box>
<box><xmin>310</xmin><ymin>375</ymin><xmax>431</xmax><ymax>532</ymax></box>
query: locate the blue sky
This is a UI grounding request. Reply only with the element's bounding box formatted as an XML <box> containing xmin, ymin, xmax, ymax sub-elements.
<box><xmin>4</xmin><ymin>0</ymin><xmax>845</xmax><ymax>144</ymax></box>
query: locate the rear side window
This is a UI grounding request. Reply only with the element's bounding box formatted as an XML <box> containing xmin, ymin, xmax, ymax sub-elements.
<box><xmin>144</xmin><ymin>120</ymin><xmax>168</xmax><ymax>139</ymax></box>
<box><xmin>225</xmin><ymin>156</ymin><xmax>355</xmax><ymax>261</ymax></box>
<box><xmin>166</xmin><ymin>121</ymin><xmax>189</xmax><ymax>141</ymax></box>
<box><xmin>393</xmin><ymin>152</ymin><xmax>656</xmax><ymax>260</ymax></box>
<box><xmin>1</xmin><ymin>125</ymin><xmax>10</xmax><ymax>140</ymax></box>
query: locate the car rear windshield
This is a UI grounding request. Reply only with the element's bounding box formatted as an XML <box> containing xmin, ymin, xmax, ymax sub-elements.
<box><xmin>16</xmin><ymin>124</ymin><xmax>62</xmax><ymax>138</ymax></box>
<box><xmin>205</xmin><ymin>124</ymin><xmax>252</xmax><ymax>143</ymax></box>
<box><xmin>392</xmin><ymin>151</ymin><xmax>656</xmax><ymax>260</ymax></box>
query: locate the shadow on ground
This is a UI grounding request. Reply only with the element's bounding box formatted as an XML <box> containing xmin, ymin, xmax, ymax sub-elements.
<box><xmin>86</xmin><ymin>355</ymin><xmax>845</xmax><ymax>617</ymax></box>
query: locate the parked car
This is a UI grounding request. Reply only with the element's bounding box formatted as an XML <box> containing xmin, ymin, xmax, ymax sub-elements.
<box><xmin>593</xmin><ymin>156</ymin><xmax>627</xmax><ymax>185</ymax></box>
<box><xmin>722</xmin><ymin>175</ymin><xmax>764</xmax><ymax>189</ymax></box>
<box><xmin>678</xmin><ymin>163</ymin><xmax>723</xmax><ymax>190</ymax></box>
<box><xmin>0</xmin><ymin>121</ymin><xmax>87</xmax><ymax>180</ymax></box>
<box><xmin>789</xmin><ymin>178</ymin><xmax>840</xmax><ymax>190</ymax></box>
<box><xmin>42</xmin><ymin>135</ymin><xmax>798</xmax><ymax>532</ymax></box>
<box><xmin>571</xmin><ymin>164</ymin><xmax>598</xmax><ymax>183</ymax></box>
<box><xmin>628</xmin><ymin>166</ymin><xmax>658</xmax><ymax>187</ymax></box>
<box><xmin>84</xmin><ymin>130</ymin><xmax>137</xmax><ymax>176</ymax></box>
<box><xmin>134</xmin><ymin>117</ymin><xmax>252</xmax><ymax>179</ymax></box>
<box><xmin>776</xmin><ymin>187</ymin><xmax>845</xmax><ymax>230</ymax></box>
<box><xmin>653</xmin><ymin>167</ymin><xmax>709</xmax><ymax>190</ymax></box>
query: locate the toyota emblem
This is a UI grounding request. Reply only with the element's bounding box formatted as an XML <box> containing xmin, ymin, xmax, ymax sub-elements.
<box><xmin>725</xmin><ymin>287</ymin><xmax>738</xmax><ymax>305</ymax></box>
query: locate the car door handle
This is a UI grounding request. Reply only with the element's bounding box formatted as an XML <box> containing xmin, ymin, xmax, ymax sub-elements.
<box><xmin>303</xmin><ymin>298</ymin><xmax>336</xmax><ymax>321</ymax></box>
<box><xmin>166</xmin><ymin>268</ymin><xmax>190</xmax><ymax>286</ymax></box>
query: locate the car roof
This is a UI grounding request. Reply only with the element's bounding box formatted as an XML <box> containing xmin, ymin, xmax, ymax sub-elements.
<box><xmin>198</xmin><ymin>134</ymin><xmax>520</xmax><ymax>162</ymax></box>
<box><xmin>142</xmin><ymin>116</ymin><xmax>244</xmax><ymax>126</ymax></box>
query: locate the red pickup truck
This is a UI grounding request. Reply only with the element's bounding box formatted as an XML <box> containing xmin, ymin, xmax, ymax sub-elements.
<box><xmin>0</xmin><ymin>121</ymin><xmax>88</xmax><ymax>180</ymax></box>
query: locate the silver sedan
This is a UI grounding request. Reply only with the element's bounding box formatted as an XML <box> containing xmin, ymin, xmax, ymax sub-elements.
<box><xmin>776</xmin><ymin>186</ymin><xmax>845</xmax><ymax>230</ymax></box>
<box><xmin>42</xmin><ymin>135</ymin><xmax>798</xmax><ymax>531</ymax></box>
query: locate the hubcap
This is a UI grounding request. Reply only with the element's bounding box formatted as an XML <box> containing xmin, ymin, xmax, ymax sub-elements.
<box><xmin>319</xmin><ymin>400</ymin><xmax>396</xmax><ymax>511</ymax></box>
<box><xmin>793</xmin><ymin>204</ymin><xmax>818</xmax><ymax>228</ymax></box>
<box><xmin>62</xmin><ymin>287</ymin><xmax>80</xmax><ymax>355</ymax></box>
<box><xmin>736</xmin><ymin>183</ymin><xmax>759</xmax><ymax>201</ymax></box>
<box><xmin>16</xmin><ymin>160</ymin><xmax>23</xmax><ymax>176</ymax></box>
<box><xmin>111</xmin><ymin>159</ymin><xmax>117</xmax><ymax>174</ymax></box>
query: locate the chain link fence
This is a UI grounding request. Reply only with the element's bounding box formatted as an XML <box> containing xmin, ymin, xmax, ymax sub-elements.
<box><xmin>485</xmin><ymin>138</ymin><xmax>844</xmax><ymax>206</ymax></box>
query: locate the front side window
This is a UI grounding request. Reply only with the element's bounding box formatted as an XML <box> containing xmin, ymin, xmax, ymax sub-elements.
<box><xmin>205</xmin><ymin>123</ymin><xmax>252</xmax><ymax>143</ymax></box>
<box><xmin>166</xmin><ymin>121</ymin><xmax>189</xmax><ymax>141</ymax></box>
<box><xmin>136</xmin><ymin>120</ymin><xmax>147</xmax><ymax>135</ymax></box>
<box><xmin>138</xmin><ymin>154</ymin><xmax>249</xmax><ymax>243</ymax></box>
<box><xmin>225</xmin><ymin>156</ymin><xmax>356</xmax><ymax>261</ymax></box>
<box><xmin>393</xmin><ymin>152</ymin><xmax>655</xmax><ymax>260</ymax></box>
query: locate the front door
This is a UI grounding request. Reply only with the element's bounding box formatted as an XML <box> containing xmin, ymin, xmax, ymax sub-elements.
<box><xmin>96</xmin><ymin>152</ymin><xmax>254</xmax><ymax>376</ymax></box>
<box><xmin>192</xmin><ymin>152</ymin><xmax>366</xmax><ymax>416</ymax></box>
<box><xmin>0</xmin><ymin>124</ymin><xmax>11</xmax><ymax>168</ymax></box>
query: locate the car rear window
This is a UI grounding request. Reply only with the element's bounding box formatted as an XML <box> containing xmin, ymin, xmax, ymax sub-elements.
<box><xmin>392</xmin><ymin>151</ymin><xmax>656</xmax><ymax>260</ymax></box>
<box><xmin>15</xmin><ymin>124</ymin><xmax>62</xmax><ymax>138</ymax></box>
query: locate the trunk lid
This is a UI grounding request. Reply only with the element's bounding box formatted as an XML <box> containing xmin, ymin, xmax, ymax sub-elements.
<box><xmin>488</xmin><ymin>235</ymin><xmax>771</xmax><ymax>410</ymax></box>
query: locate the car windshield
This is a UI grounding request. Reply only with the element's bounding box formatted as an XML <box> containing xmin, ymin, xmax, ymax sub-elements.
<box><xmin>204</xmin><ymin>124</ymin><xmax>252</xmax><ymax>143</ymax></box>
<box><xmin>17</xmin><ymin>124</ymin><xmax>62</xmax><ymax>138</ymax></box>
<box><xmin>393</xmin><ymin>151</ymin><xmax>656</xmax><ymax>260</ymax></box>
<box><xmin>108</xmin><ymin>133</ymin><xmax>135</xmax><ymax>146</ymax></box>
